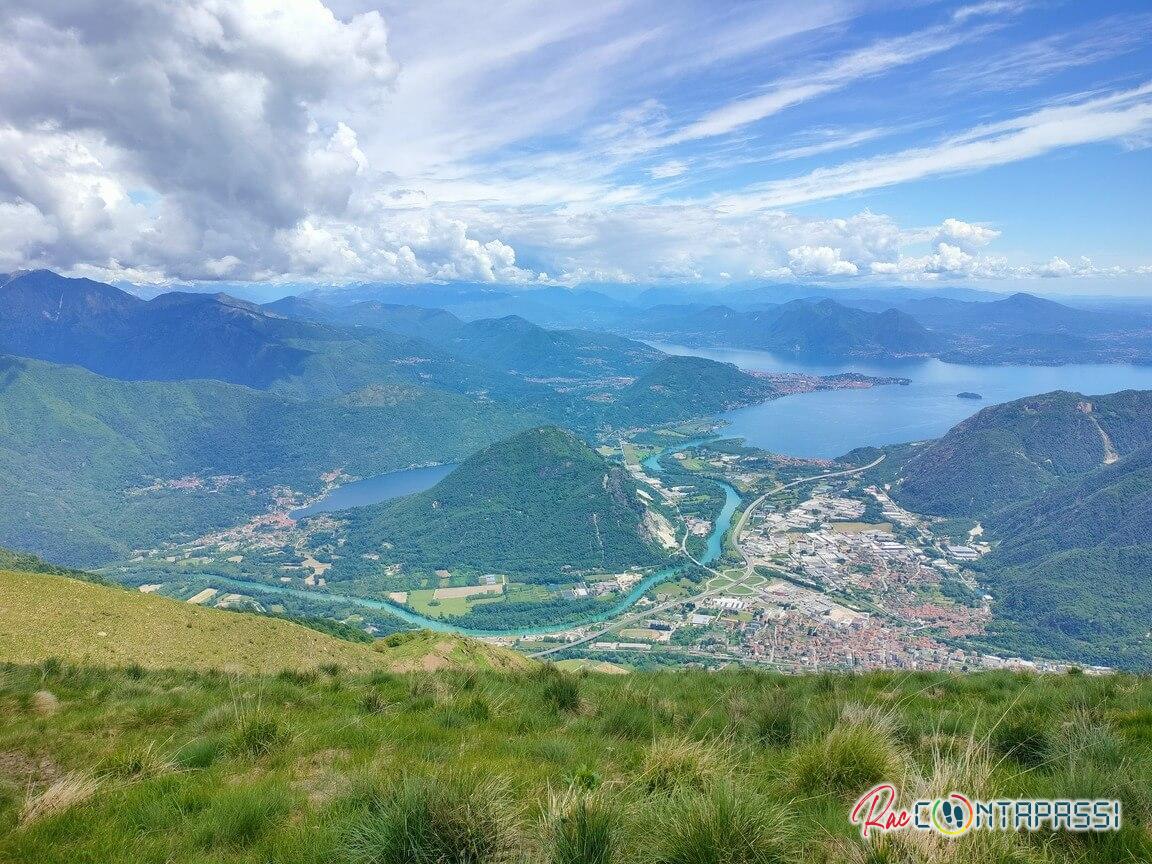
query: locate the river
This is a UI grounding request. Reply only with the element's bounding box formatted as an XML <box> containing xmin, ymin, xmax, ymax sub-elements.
<box><xmin>650</xmin><ymin>342</ymin><xmax>1152</xmax><ymax>458</ymax></box>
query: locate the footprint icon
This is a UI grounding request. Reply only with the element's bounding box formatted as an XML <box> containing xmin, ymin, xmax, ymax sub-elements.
<box><xmin>939</xmin><ymin>799</ymin><xmax>965</xmax><ymax>831</ymax></box>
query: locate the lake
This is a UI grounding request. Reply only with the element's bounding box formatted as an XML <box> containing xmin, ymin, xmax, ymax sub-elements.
<box><xmin>651</xmin><ymin>342</ymin><xmax>1152</xmax><ymax>459</ymax></box>
<box><xmin>291</xmin><ymin>463</ymin><xmax>456</xmax><ymax>518</ymax></box>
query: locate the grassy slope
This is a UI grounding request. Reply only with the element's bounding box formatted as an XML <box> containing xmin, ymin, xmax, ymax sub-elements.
<box><xmin>0</xmin><ymin>570</ymin><xmax>530</xmax><ymax>675</ymax></box>
<box><xmin>0</xmin><ymin>663</ymin><xmax>1148</xmax><ymax>863</ymax></box>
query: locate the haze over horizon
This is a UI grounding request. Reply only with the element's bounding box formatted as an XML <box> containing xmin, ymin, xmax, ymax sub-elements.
<box><xmin>2</xmin><ymin>0</ymin><xmax>1151</xmax><ymax>296</ymax></box>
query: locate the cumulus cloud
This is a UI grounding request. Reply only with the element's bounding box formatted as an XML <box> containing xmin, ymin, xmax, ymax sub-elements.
<box><xmin>0</xmin><ymin>200</ymin><xmax>58</xmax><ymax>270</ymax></box>
<box><xmin>934</xmin><ymin>218</ymin><xmax>1001</xmax><ymax>249</ymax></box>
<box><xmin>1038</xmin><ymin>256</ymin><xmax>1074</xmax><ymax>278</ymax></box>
<box><xmin>787</xmin><ymin>245</ymin><xmax>859</xmax><ymax>277</ymax></box>
<box><xmin>0</xmin><ymin>0</ymin><xmax>533</xmax><ymax>283</ymax></box>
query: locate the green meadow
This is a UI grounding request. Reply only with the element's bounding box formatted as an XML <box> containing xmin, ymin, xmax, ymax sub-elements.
<box><xmin>2</xmin><ymin>662</ymin><xmax>1150</xmax><ymax>863</ymax></box>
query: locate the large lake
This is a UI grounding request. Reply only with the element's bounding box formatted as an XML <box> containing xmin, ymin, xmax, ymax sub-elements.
<box><xmin>651</xmin><ymin>342</ymin><xmax>1152</xmax><ymax>459</ymax></box>
<box><xmin>291</xmin><ymin>463</ymin><xmax>456</xmax><ymax>518</ymax></box>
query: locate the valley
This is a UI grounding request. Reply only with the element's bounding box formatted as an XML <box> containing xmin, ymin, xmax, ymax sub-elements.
<box><xmin>5</xmin><ymin>269</ymin><xmax>1152</xmax><ymax>675</ymax></box>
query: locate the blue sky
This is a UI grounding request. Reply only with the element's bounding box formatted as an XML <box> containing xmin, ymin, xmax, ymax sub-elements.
<box><xmin>1</xmin><ymin>0</ymin><xmax>1150</xmax><ymax>292</ymax></box>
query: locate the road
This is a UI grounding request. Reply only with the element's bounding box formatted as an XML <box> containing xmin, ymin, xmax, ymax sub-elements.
<box><xmin>529</xmin><ymin>452</ymin><xmax>885</xmax><ymax>659</ymax></box>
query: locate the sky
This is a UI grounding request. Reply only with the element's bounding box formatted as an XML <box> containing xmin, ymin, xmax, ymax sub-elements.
<box><xmin>1</xmin><ymin>0</ymin><xmax>1150</xmax><ymax>294</ymax></box>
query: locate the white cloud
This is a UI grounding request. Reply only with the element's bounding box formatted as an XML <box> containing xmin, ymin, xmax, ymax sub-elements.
<box><xmin>1038</xmin><ymin>256</ymin><xmax>1074</xmax><ymax>278</ymax></box>
<box><xmin>649</xmin><ymin>160</ymin><xmax>688</xmax><ymax>179</ymax></box>
<box><xmin>664</xmin><ymin>30</ymin><xmax>965</xmax><ymax>147</ymax></box>
<box><xmin>787</xmin><ymin>245</ymin><xmax>859</xmax><ymax>277</ymax></box>
<box><xmin>0</xmin><ymin>0</ymin><xmax>1148</xmax><ymax>289</ymax></box>
<box><xmin>0</xmin><ymin>200</ymin><xmax>58</xmax><ymax>270</ymax></box>
<box><xmin>934</xmin><ymin>218</ymin><xmax>1001</xmax><ymax>249</ymax></box>
<box><xmin>719</xmin><ymin>83</ymin><xmax>1152</xmax><ymax>211</ymax></box>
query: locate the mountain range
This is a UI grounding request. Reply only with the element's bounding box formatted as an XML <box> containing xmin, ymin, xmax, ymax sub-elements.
<box><xmin>0</xmin><ymin>270</ymin><xmax>794</xmax><ymax>566</ymax></box>
<box><xmin>292</xmin><ymin>276</ymin><xmax>1152</xmax><ymax>364</ymax></box>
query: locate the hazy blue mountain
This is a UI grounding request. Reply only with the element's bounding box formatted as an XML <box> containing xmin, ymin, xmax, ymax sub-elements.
<box><xmin>300</xmin><ymin>281</ymin><xmax>632</xmax><ymax>328</ymax></box>
<box><xmin>266</xmin><ymin>295</ymin><xmax>660</xmax><ymax>380</ymax></box>
<box><xmin>622</xmin><ymin>298</ymin><xmax>939</xmax><ymax>358</ymax></box>
<box><xmin>897</xmin><ymin>292</ymin><xmax>1152</xmax><ymax>363</ymax></box>
<box><xmin>264</xmin><ymin>295</ymin><xmax>466</xmax><ymax>341</ymax></box>
<box><xmin>0</xmin><ymin>270</ymin><xmax>624</xmax><ymax>404</ymax></box>
<box><xmin>0</xmin><ymin>270</ymin><xmax>329</xmax><ymax>388</ymax></box>
<box><xmin>901</xmin><ymin>292</ymin><xmax>1132</xmax><ymax>335</ymax></box>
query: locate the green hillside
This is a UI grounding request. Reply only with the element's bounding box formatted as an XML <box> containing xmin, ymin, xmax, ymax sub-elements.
<box><xmin>329</xmin><ymin>426</ymin><xmax>666</xmax><ymax>584</ymax></box>
<box><xmin>0</xmin><ymin>355</ymin><xmax>537</xmax><ymax>565</ymax></box>
<box><xmin>0</xmin><ymin>569</ymin><xmax>531</xmax><ymax>675</ymax></box>
<box><xmin>893</xmin><ymin>389</ymin><xmax>1152</xmax><ymax>516</ymax></box>
<box><xmin>608</xmin><ymin>355</ymin><xmax>778</xmax><ymax>425</ymax></box>
<box><xmin>0</xmin><ymin>547</ymin><xmax>83</xmax><ymax>578</ymax></box>
<box><xmin>1</xmin><ymin>662</ymin><xmax>1148</xmax><ymax>864</ymax></box>
<box><xmin>972</xmin><ymin>445</ymin><xmax>1152</xmax><ymax>668</ymax></box>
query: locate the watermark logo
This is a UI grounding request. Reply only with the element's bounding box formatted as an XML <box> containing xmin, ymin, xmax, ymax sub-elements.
<box><xmin>850</xmin><ymin>784</ymin><xmax>1121</xmax><ymax>839</ymax></box>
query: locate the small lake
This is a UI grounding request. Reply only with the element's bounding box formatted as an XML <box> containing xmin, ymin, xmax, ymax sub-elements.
<box><xmin>651</xmin><ymin>342</ymin><xmax>1152</xmax><ymax>459</ymax></box>
<box><xmin>291</xmin><ymin>463</ymin><xmax>456</xmax><ymax>518</ymax></box>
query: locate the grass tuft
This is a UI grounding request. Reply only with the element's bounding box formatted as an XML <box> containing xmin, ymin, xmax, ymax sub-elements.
<box><xmin>639</xmin><ymin>737</ymin><xmax>731</xmax><ymax>795</ymax></box>
<box><xmin>543</xmin><ymin>674</ymin><xmax>582</xmax><ymax>713</ymax></box>
<box><xmin>645</xmin><ymin>782</ymin><xmax>795</xmax><ymax>864</ymax></box>
<box><xmin>229</xmin><ymin>705</ymin><xmax>294</xmax><ymax>759</ymax></box>
<box><xmin>31</xmin><ymin>689</ymin><xmax>60</xmax><ymax>717</ymax></box>
<box><xmin>20</xmin><ymin>773</ymin><xmax>100</xmax><ymax>825</ymax></box>
<box><xmin>194</xmin><ymin>782</ymin><xmax>292</xmax><ymax>849</ymax></box>
<box><xmin>544</xmin><ymin>786</ymin><xmax>616</xmax><ymax>864</ymax></box>
<box><xmin>346</xmin><ymin>772</ymin><xmax>520</xmax><ymax>864</ymax></box>
<box><xmin>789</xmin><ymin>710</ymin><xmax>902</xmax><ymax>800</ymax></box>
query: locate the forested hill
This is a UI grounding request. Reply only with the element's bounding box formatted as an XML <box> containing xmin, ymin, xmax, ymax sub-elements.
<box><xmin>976</xmin><ymin>444</ymin><xmax>1152</xmax><ymax>669</ymax></box>
<box><xmin>893</xmin><ymin>389</ymin><xmax>1152</xmax><ymax>516</ymax></box>
<box><xmin>0</xmin><ymin>271</ymin><xmax>796</xmax><ymax>569</ymax></box>
<box><xmin>328</xmin><ymin>426</ymin><xmax>667</xmax><ymax>582</ymax></box>
<box><xmin>607</xmin><ymin>355</ymin><xmax>778</xmax><ymax>425</ymax></box>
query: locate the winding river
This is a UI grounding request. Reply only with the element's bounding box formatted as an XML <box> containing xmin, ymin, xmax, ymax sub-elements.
<box><xmin>212</xmin><ymin>441</ymin><xmax>740</xmax><ymax>637</ymax></box>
